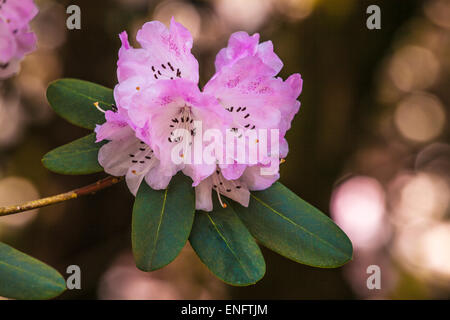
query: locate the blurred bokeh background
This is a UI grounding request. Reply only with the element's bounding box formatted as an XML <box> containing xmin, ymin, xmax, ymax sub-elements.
<box><xmin>1</xmin><ymin>0</ymin><xmax>449</xmax><ymax>299</ymax></box>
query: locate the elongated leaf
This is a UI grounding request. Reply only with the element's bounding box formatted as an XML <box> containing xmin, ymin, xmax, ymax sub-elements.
<box><xmin>132</xmin><ymin>173</ymin><xmax>195</xmax><ymax>271</ymax></box>
<box><xmin>189</xmin><ymin>200</ymin><xmax>265</xmax><ymax>286</ymax></box>
<box><xmin>47</xmin><ymin>78</ymin><xmax>114</xmax><ymax>130</ymax></box>
<box><xmin>0</xmin><ymin>242</ymin><xmax>66</xmax><ymax>300</ymax></box>
<box><xmin>42</xmin><ymin>133</ymin><xmax>106</xmax><ymax>175</ymax></box>
<box><xmin>231</xmin><ymin>182</ymin><xmax>353</xmax><ymax>268</ymax></box>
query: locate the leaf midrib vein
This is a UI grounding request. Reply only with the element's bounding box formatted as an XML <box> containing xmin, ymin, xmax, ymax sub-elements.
<box><xmin>45</xmin><ymin>147</ymin><xmax>100</xmax><ymax>159</ymax></box>
<box><xmin>250</xmin><ymin>194</ymin><xmax>349</xmax><ymax>258</ymax></box>
<box><xmin>148</xmin><ymin>188</ymin><xmax>168</xmax><ymax>268</ymax></box>
<box><xmin>206</xmin><ymin>213</ymin><xmax>252</xmax><ymax>280</ymax></box>
<box><xmin>55</xmin><ymin>83</ymin><xmax>113</xmax><ymax>107</ymax></box>
<box><xmin>0</xmin><ymin>260</ymin><xmax>63</xmax><ymax>291</ymax></box>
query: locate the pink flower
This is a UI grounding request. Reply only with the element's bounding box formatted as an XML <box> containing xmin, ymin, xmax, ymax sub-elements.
<box><xmin>114</xmin><ymin>19</ymin><xmax>199</xmax><ymax>109</ymax></box>
<box><xmin>196</xmin><ymin>32</ymin><xmax>302</xmax><ymax>211</ymax></box>
<box><xmin>96</xmin><ymin>20</ymin><xmax>303</xmax><ymax>212</ymax></box>
<box><xmin>205</xmin><ymin>31</ymin><xmax>302</xmax><ymax>161</ymax></box>
<box><xmin>0</xmin><ymin>0</ymin><xmax>38</xmax><ymax>79</ymax></box>
<box><xmin>195</xmin><ymin>164</ymin><xmax>281</xmax><ymax>212</ymax></box>
<box><xmin>96</xmin><ymin>109</ymin><xmax>170</xmax><ymax>195</ymax></box>
<box><xmin>126</xmin><ymin>78</ymin><xmax>230</xmax><ymax>187</ymax></box>
<box><xmin>96</xmin><ymin>19</ymin><xmax>231</xmax><ymax>193</ymax></box>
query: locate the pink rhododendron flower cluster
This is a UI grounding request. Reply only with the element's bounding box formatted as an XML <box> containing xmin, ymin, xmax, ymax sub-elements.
<box><xmin>95</xmin><ymin>18</ymin><xmax>303</xmax><ymax>211</ymax></box>
<box><xmin>0</xmin><ymin>0</ymin><xmax>38</xmax><ymax>79</ymax></box>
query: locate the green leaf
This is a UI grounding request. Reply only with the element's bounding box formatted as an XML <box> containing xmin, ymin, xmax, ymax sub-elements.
<box><xmin>189</xmin><ymin>200</ymin><xmax>266</xmax><ymax>286</ymax></box>
<box><xmin>42</xmin><ymin>133</ymin><xmax>106</xmax><ymax>175</ymax></box>
<box><xmin>132</xmin><ymin>173</ymin><xmax>195</xmax><ymax>271</ymax></box>
<box><xmin>47</xmin><ymin>78</ymin><xmax>115</xmax><ymax>130</ymax></box>
<box><xmin>0</xmin><ymin>242</ymin><xmax>66</xmax><ymax>300</ymax></box>
<box><xmin>231</xmin><ymin>182</ymin><xmax>353</xmax><ymax>268</ymax></box>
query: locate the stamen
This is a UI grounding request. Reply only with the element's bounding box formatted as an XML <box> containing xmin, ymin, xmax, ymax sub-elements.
<box><xmin>93</xmin><ymin>102</ymin><xmax>106</xmax><ymax>113</ymax></box>
<box><xmin>216</xmin><ymin>190</ymin><xmax>227</xmax><ymax>208</ymax></box>
<box><xmin>131</xmin><ymin>169</ymin><xmax>147</xmax><ymax>176</ymax></box>
<box><xmin>280</xmin><ymin>158</ymin><xmax>286</xmax><ymax>164</ymax></box>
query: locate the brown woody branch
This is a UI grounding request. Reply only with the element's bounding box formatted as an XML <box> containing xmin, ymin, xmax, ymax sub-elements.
<box><xmin>0</xmin><ymin>176</ymin><xmax>122</xmax><ymax>216</ymax></box>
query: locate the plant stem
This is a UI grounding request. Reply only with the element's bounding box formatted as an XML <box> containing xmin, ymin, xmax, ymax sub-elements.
<box><xmin>0</xmin><ymin>176</ymin><xmax>122</xmax><ymax>216</ymax></box>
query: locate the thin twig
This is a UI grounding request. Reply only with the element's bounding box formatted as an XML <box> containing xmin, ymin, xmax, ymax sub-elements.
<box><xmin>0</xmin><ymin>176</ymin><xmax>123</xmax><ymax>216</ymax></box>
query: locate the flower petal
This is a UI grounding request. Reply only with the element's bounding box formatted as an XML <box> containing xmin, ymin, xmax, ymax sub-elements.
<box><xmin>0</xmin><ymin>0</ymin><xmax>38</xmax><ymax>31</ymax></box>
<box><xmin>14</xmin><ymin>28</ymin><xmax>36</xmax><ymax>57</ymax></box>
<box><xmin>0</xmin><ymin>0</ymin><xmax>37</xmax><ymax>80</ymax></box>
<box><xmin>117</xmin><ymin>19</ymin><xmax>199</xmax><ymax>84</ymax></box>
<box><xmin>125</xmin><ymin>168</ymin><xmax>146</xmax><ymax>196</ymax></box>
<box><xmin>241</xmin><ymin>164</ymin><xmax>279</xmax><ymax>191</ymax></box>
<box><xmin>195</xmin><ymin>169</ymin><xmax>250</xmax><ymax>212</ymax></box>
<box><xmin>0</xmin><ymin>21</ymin><xmax>17</xmax><ymax>63</ymax></box>
<box><xmin>219</xmin><ymin>162</ymin><xmax>247</xmax><ymax>181</ymax></box>
<box><xmin>98</xmin><ymin>139</ymin><xmax>136</xmax><ymax>177</ymax></box>
<box><xmin>195</xmin><ymin>179</ymin><xmax>213</xmax><ymax>212</ymax></box>
<box><xmin>215</xmin><ymin>31</ymin><xmax>259</xmax><ymax>72</ymax></box>
<box><xmin>95</xmin><ymin>109</ymin><xmax>133</xmax><ymax>142</ymax></box>
<box><xmin>182</xmin><ymin>162</ymin><xmax>216</xmax><ymax>187</ymax></box>
<box><xmin>215</xmin><ymin>31</ymin><xmax>283</xmax><ymax>75</ymax></box>
<box><xmin>144</xmin><ymin>164</ymin><xmax>173</xmax><ymax>190</ymax></box>
<box><xmin>98</xmin><ymin>130</ymin><xmax>157</xmax><ymax>182</ymax></box>
<box><xmin>212</xmin><ymin>168</ymin><xmax>250</xmax><ymax>208</ymax></box>
<box><xmin>256</xmin><ymin>40</ymin><xmax>283</xmax><ymax>76</ymax></box>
